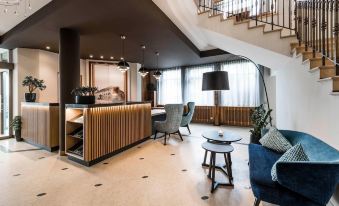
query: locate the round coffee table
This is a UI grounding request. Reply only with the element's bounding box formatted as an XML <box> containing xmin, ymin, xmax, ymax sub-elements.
<box><xmin>202</xmin><ymin>130</ymin><xmax>242</xmax><ymax>168</ymax></box>
<box><xmin>202</xmin><ymin>130</ymin><xmax>242</xmax><ymax>143</ymax></box>
<box><xmin>202</xmin><ymin>142</ymin><xmax>234</xmax><ymax>192</ymax></box>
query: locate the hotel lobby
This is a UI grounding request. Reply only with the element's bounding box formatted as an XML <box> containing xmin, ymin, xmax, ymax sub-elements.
<box><xmin>0</xmin><ymin>0</ymin><xmax>338</xmax><ymax>206</ymax></box>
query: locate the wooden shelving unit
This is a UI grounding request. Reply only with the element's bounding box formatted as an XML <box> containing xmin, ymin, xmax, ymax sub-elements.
<box><xmin>65</xmin><ymin>108</ymin><xmax>84</xmax><ymax>160</ymax></box>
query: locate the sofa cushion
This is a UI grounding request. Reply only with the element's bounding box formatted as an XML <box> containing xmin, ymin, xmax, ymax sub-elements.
<box><xmin>260</xmin><ymin>127</ymin><xmax>292</xmax><ymax>153</ymax></box>
<box><xmin>271</xmin><ymin>144</ymin><xmax>309</xmax><ymax>181</ymax></box>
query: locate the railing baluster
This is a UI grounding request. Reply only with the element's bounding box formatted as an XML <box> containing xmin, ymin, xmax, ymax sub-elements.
<box><xmin>327</xmin><ymin>0</ymin><xmax>330</xmax><ymax>58</ymax></box>
<box><xmin>334</xmin><ymin>0</ymin><xmax>339</xmax><ymax>75</ymax></box>
<box><xmin>322</xmin><ymin>0</ymin><xmax>327</xmax><ymax>66</ymax></box>
<box><xmin>271</xmin><ymin>0</ymin><xmax>274</xmax><ymax>30</ymax></box>
<box><xmin>312</xmin><ymin>0</ymin><xmax>316</xmax><ymax>58</ymax></box>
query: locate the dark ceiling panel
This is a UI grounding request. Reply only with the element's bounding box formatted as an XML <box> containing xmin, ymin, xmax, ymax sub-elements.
<box><xmin>0</xmin><ymin>0</ymin><xmax>234</xmax><ymax>68</ymax></box>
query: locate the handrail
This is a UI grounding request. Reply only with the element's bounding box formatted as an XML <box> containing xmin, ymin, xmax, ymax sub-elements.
<box><xmin>197</xmin><ymin>0</ymin><xmax>339</xmax><ymax>74</ymax></box>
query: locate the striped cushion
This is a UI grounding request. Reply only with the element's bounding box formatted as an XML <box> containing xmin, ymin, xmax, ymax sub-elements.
<box><xmin>271</xmin><ymin>143</ymin><xmax>309</xmax><ymax>181</ymax></box>
<box><xmin>259</xmin><ymin>127</ymin><xmax>292</xmax><ymax>153</ymax></box>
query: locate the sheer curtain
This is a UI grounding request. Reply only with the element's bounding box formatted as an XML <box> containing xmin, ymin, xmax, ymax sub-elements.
<box><xmin>184</xmin><ymin>64</ymin><xmax>215</xmax><ymax>106</ymax></box>
<box><xmin>158</xmin><ymin>68</ymin><xmax>182</xmax><ymax>105</ymax></box>
<box><xmin>220</xmin><ymin>60</ymin><xmax>260</xmax><ymax>107</ymax></box>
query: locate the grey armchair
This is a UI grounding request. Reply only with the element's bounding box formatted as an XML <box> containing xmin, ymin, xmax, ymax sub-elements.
<box><xmin>180</xmin><ymin>102</ymin><xmax>195</xmax><ymax>134</ymax></box>
<box><xmin>154</xmin><ymin>104</ymin><xmax>184</xmax><ymax>145</ymax></box>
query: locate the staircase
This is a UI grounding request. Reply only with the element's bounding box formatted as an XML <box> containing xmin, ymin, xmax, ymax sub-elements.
<box><xmin>195</xmin><ymin>0</ymin><xmax>339</xmax><ymax>94</ymax></box>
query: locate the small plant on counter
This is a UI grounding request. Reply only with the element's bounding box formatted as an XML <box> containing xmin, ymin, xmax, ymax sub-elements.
<box><xmin>249</xmin><ymin>104</ymin><xmax>272</xmax><ymax>144</ymax></box>
<box><xmin>22</xmin><ymin>76</ymin><xmax>46</xmax><ymax>102</ymax></box>
<box><xmin>10</xmin><ymin>116</ymin><xmax>22</xmax><ymax>142</ymax></box>
<box><xmin>71</xmin><ymin>86</ymin><xmax>98</xmax><ymax>104</ymax></box>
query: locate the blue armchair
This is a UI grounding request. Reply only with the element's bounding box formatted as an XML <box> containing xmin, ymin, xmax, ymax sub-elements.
<box><xmin>180</xmin><ymin>102</ymin><xmax>195</xmax><ymax>134</ymax></box>
<box><xmin>249</xmin><ymin>130</ymin><xmax>339</xmax><ymax>206</ymax></box>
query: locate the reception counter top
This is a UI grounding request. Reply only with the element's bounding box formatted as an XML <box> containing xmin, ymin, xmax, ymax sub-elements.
<box><xmin>22</xmin><ymin>102</ymin><xmax>59</xmax><ymax>107</ymax></box>
<box><xmin>65</xmin><ymin>101</ymin><xmax>152</xmax><ymax>109</ymax></box>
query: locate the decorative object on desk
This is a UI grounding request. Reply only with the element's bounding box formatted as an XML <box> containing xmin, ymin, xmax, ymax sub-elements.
<box><xmin>22</xmin><ymin>76</ymin><xmax>46</xmax><ymax>102</ymax></box>
<box><xmin>249</xmin><ymin>104</ymin><xmax>272</xmax><ymax>144</ymax></box>
<box><xmin>138</xmin><ymin>45</ymin><xmax>148</xmax><ymax>77</ymax></box>
<box><xmin>117</xmin><ymin>35</ymin><xmax>130</xmax><ymax>73</ymax></box>
<box><xmin>218</xmin><ymin>129</ymin><xmax>223</xmax><ymax>137</ymax></box>
<box><xmin>153</xmin><ymin>52</ymin><xmax>161</xmax><ymax>80</ymax></box>
<box><xmin>10</xmin><ymin>116</ymin><xmax>22</xmax><ymax>142</ymax></box>
<box><xmin>96</xmin><ymin>86</ymin><xmax>125</xmax><ymax>103</ymax></box>
<box><xmin>71</xmin><ymin>86</ymin><xmax>98</xmax><ymax>104</ymax></box>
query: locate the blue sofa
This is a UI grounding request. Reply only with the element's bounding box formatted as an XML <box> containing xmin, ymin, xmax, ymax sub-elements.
<box><xmin>249</xmin><ymin>130</ymin><xmax>339</xmax><ymax>206</ymax></box>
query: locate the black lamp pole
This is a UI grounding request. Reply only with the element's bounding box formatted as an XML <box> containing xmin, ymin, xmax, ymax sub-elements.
<box><xmin>236</xmin><ymin>55</ymin><xmax>272</xmax><ymax>126</ymax></box>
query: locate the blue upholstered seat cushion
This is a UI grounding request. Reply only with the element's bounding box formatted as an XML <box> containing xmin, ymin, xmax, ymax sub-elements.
<box><xmin>259</xmin><ymin>127</ymin><xmax>292</xmax><ymax>153</ymax></box>
<box><xmin>271</xmin><ymin>144</ymin><xmax>309</xmax><ymax>181</ymax></box>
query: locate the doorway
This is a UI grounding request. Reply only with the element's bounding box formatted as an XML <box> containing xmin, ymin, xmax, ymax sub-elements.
<box><xmin>0</xmin><ymin>65</ymin><xmax>13</xmax><ymax>139</ymax></box>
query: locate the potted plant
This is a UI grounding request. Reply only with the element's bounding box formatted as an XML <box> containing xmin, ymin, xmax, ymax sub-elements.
<box><xmin>249</xmin><ymin>104</ymin><xmax>272</xmax><ymax>144</ymax></box>
<box><xmin>10</xmin><ymin>116</ymin><xmax>22</xmax><ymax>142</ymax></box>
<box><xmin>71</xmin><ymin>86</ymin><xmax>98</xmax><ymax>104</ymax></box>
<box><xmin>22</xmin><ymin>76</ymin><xmax>47</xmax><ymax>102</ymax></box>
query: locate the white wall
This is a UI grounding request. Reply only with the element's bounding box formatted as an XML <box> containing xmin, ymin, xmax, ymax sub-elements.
<box><xmin>276</xmin><ymin>54</ymin><xmax>339</xmax><ymax>150</ymax></box>
<box><xmin>13</xmin><ymin>48</ymin><xmax>86</xmax><ymax>115</ymax></box>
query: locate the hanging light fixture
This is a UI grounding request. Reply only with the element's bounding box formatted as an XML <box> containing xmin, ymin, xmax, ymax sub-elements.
<box><xmin>153</xmin><ymin>52</ymin><xmax>161</xmax><ymax>80</ymax></box>
<box><xmin>138</xmin><ymin>45</ymin><xmax>148</xmax><ymax>78</ymax></box>
<box><xmin>117</xmin><ymin>35</ymin><xmax>130</xmax><ymax>73</ymax></box>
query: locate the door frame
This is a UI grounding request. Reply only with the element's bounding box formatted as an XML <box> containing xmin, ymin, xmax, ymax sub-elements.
<box><xmin>0</xmin><ymin>61</ymin><xmax>13</xmax><ymax>140</ymax></box>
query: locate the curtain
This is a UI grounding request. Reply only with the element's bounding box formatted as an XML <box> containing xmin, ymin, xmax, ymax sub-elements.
<box><xmin>158</xmin><ymin>67</ymin><xmax>182</xmax><ymax>105</ymax></box>
<box><xmin>184</xmin><ymin>64</ymin><xmax>215</xmax><ymax>106</ymax></box>
<box><xmin>220</xmin><ymin>60</ymin><xmax>260</xmax><ymax>107</ymax></box>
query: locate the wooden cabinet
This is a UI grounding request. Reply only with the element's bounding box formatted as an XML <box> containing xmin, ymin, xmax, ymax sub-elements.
<box><xmin>21</xmin><ymin>102</ymin><xmax>59</xmax><ymax>151</ymax></box>
<box><xmin>65</xmin><ymin>103</ymin><xmax>152</xmax><ymax>166</ymax></box>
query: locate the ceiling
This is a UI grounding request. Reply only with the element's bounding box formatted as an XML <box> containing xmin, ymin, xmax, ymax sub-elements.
<box><xmin>0</xmin><ymin>0</ymin><xmax>235</xmax><ymax>69</ymax></box>
<box><xmin>0</xmin><ymin>0</ymin><xmax>51</xmax><ymax>35</ymax></box>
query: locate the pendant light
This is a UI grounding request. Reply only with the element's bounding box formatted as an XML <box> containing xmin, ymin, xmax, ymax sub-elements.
<box><xmin>138</xmin><ymin>45</ymin><xmax>149</xmax><ymax>78</ymax></box>
<box><xmin>117</xmin><ymin>35</ymin><xmax>130</xmax><ymax>73</ymax></box>
<box><xmin>153</xmin><ymin>52</ymin><xmax>161</xmax><ymax>80</ymax></box>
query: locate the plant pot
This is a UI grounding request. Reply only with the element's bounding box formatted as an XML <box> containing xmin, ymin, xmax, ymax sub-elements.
<box><xmin>75</xmin><ymin>96</ymin><xmax>95</xmax><ymax>104</ymax></box>
<box><xmin>14</xmin><ymin>130</ymin><xmax>22</xmax><ymax>142</ymax></box>
<box><xmin>250</xmin><ymin>134</ymin><xmax>261</xmax><ymax>144</ymax></box>
<box><xmin>25</xmin><ymin>93</ymin><xmax>36</xmax><ymax>102</ymax></box>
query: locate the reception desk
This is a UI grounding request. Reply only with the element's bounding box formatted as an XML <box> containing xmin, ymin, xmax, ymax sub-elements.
<box><xmin>65</xmin><ymin>102</ymin><xmax>152</xmax><ymax>166</ymax></box>
<box><xmin>21</xmin><ymin>102</ymin><xmax>59</xmax><ymax>151</ymax></box>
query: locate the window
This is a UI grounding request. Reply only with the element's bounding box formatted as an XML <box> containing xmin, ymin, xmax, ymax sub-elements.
<box><xmin>184</xmin><ymin>64</ymin><xmax>214</xmax><ymax>106</ymax></box>
<box><xmin>220</xmin><ymin>60</ymin><xmax>260</xmax><ymax>107</ymax></box>
<box><xmin>158</xmin><ymin>68</ymin><xmax>182</xmax><ymax>105</ymax></box>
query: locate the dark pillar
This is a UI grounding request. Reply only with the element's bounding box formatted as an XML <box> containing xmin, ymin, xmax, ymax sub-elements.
<box><xmin>59</xmin><ymin>28</ymin><xmax>80</xmax><ymax>155</ymax></box>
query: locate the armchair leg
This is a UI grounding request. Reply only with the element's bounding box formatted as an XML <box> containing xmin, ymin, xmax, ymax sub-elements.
<box><xmin>164</xmin><ymin>133</ymin><xmax>167</xmax><ymax>145</ymax></box>
<box><xmin>154</xmin><ymin>130</ymin><xmax>158</xmax><ymax>140</ymax></box>
<box><xmin>186</xmin><ymin>125</ymin><xmax>191</xmax><ymax>134</ymax></box>
<box><xmin>178</xmin><ymin>130</ymin><xmax>183</xmax><ymax>141</ymax></box>
<box><xmin>253</xmin><ymin>198</ymin><xmax>261</xmax><ymax>206</ymax></box>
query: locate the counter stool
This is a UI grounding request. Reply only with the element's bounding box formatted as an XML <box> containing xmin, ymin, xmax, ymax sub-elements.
<box><xmin>202</xmin><ymin>142</ymin><xmax>234</xmax><ymax>193</ymax></box>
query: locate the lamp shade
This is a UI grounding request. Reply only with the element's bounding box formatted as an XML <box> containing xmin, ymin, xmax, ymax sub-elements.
<box><xmin>202</xmin><ymin>71</ymin><xmax>229</xmax><ymax>91</ymax></box>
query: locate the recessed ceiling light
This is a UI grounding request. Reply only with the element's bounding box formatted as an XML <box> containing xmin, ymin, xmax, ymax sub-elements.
<box><xmin>46</xmin><ymin>46</ymin><xmax>51</xmax><ymax>50</ymax></box>
<box><xmin>110</xmin><ymin>56</ymin><xmax>114</xmax><ymax>60</ymax></box>
<box><xmin>89</xmin><ymin>54</ymin><xmax>94</xmax><ymax>58</ymax></box>
<box><xmin>100</xmin><ymin>55</ymin><xmax>104</xmax><ymax>59</ymax></box>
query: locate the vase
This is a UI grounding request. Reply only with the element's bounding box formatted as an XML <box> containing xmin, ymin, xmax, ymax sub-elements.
<box><xmin>250</xmin><ymin>134</ymin><xmax>261</xmax><ymax>144</ymax></box>
<box><xmin>25</xmin><ymin>93</ymin><xmax>36</xmax><ymax>102</ymax></box>
<box><xmin>14</xmin><ymin>130</ymin><xmax>22</xmax><ymax>142</ymax></box>
<box><xmin>75</xmin><ymin>96</ymin><xmax>95</xmax><ymax>104</ymax></box>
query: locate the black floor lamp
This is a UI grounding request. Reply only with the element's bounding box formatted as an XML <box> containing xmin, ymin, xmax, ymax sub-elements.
<box><xmin>202</xmin><ymin>71</ymin><xmax>230</xmax><ymax>126</ymax></box>
<box><xmin>202</xmin><ymin>56</ymin><xmax>272</xmax><ymax>126</ymax></box>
